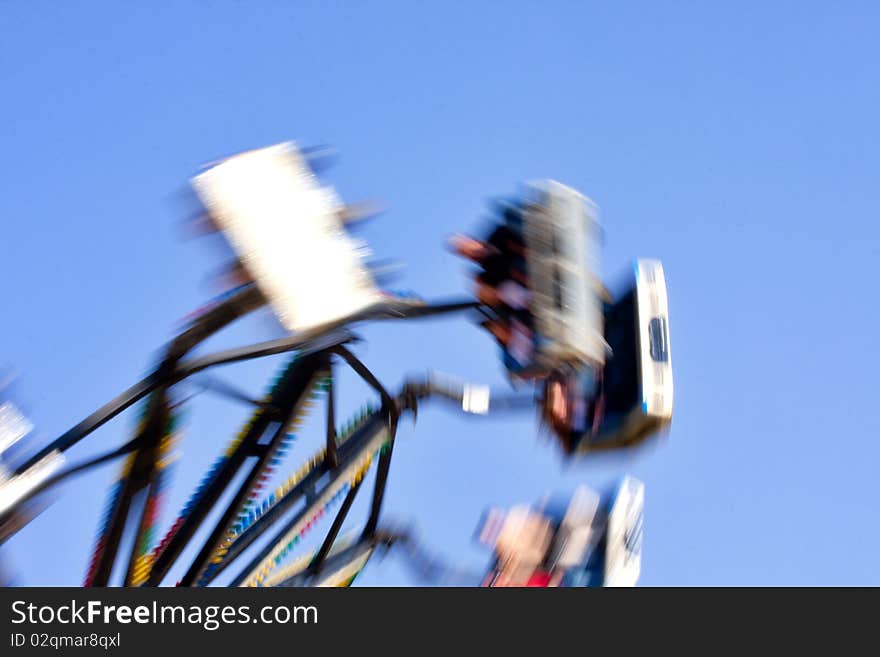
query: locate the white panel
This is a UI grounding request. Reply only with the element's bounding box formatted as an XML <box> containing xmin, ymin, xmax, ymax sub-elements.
<box><xmin>0</xmin><ymin>401</ymin><xmax>33</xmax><ymax>455</ymax></box>
<box><xmin>522</xmin><ymin>180</ymin><xmax>607</xmax><ymax>370</ymax></box>
<box><xmin>0</xmin><ymin>451</ymin><xmax>64</xmax><ymax>516</ymax></box>
<box><xmin>635</xmin><ymin>259</ymin><xmax>674</xmax><ymax>418</ymax></box>
<box><xmin>192</xmin><ymin>142</ymin><xmax>381</xmax><ymax>333</ymax></box>
<box><xmin>603</xmin><ymin>476</ymin><xmax>644</xmax><ymax>587</ymax></box>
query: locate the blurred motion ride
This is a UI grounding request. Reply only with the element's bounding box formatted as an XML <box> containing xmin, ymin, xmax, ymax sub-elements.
<box><xmin>0</xmin><ymin>141</ymin><xmax>673</xmax><ymax>587</ymax></box>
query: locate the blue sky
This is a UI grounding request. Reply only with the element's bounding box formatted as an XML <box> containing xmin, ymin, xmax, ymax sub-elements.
<box><xmin>1</xmin><ymin>2</ymin><xmax>878</xmax><ymax>585</ymax></box>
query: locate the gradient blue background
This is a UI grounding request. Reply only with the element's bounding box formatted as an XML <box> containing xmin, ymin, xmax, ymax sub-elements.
<box><xmin>1</xmin><ymin>2</ymin><xmax>877</xmax><ymax>586</ymax></box>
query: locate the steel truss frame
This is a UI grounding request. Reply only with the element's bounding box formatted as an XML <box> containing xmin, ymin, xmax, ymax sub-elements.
<box><xmin>0</xmin><ymin>286</ymin><xmax>479</xmax><ymax>587</ymax></box>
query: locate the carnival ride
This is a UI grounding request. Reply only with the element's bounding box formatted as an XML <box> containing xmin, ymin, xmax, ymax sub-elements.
<box><xmin>0</xmin><ymin>141</ymin><xmax>673</xmax><ymax>587</ymax></box>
